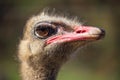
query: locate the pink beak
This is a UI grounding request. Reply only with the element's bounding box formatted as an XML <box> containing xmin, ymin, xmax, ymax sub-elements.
<box><xmin>46</xmin><ymin>26</ymin><xmax>105</xmax><ymax>44</ymax></box>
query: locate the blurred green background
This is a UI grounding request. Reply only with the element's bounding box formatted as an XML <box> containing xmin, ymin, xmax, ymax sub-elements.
<box><xmin>0</xmin><ymin>0</ymin><xmax>120</xmax><ymax>80</ymax></box>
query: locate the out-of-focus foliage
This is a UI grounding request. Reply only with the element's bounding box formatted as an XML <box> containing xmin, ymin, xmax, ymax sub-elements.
<box><xmin>0</xmin><ymin>0</ymin><xmax>120</xmax><ymax>80</ymax></box>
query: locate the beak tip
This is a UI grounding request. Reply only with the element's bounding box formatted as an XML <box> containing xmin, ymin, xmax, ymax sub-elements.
<box><xmin>97</xmin><ymin>28</ymin><xmax>105</xmax><ymax>40</ymax></box>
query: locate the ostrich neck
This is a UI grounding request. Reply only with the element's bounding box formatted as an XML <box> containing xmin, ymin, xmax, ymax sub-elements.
<box><xmin>20</xmin><ymin>62</ymin><xmax>60</xmax><ymax>80</ymax></box>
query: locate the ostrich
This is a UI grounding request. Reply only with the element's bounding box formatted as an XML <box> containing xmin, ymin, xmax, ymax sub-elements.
<box><xmin>18</xmin><ymin>11</ymin><xmax>105</xmax><ymax>80</ymax></box>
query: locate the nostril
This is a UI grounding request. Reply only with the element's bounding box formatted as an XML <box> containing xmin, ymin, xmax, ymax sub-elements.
<box><xmin>76</xmin><ymin>30</ymin><xmax>86</xmax><ymax>33</ymax></box>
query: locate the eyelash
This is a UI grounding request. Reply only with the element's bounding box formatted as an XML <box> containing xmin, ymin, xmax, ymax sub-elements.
<box><xmin>33</xmin><ymin>22</ymin><xmax>58</xmax><ymax>39</ymax></box>
<box><xmin>33</xmin><ymin>21</ymin><xmax>72</xmax><ymax>39</ymax></box>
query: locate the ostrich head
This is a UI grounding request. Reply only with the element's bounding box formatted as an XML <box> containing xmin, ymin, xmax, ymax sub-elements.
<box><xmin>18</xmin><ymin>11</ymin><xmax>105</xmax><ymax>80</ymax></box>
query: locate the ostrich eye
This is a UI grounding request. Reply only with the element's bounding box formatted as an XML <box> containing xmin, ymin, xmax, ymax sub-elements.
<box><xmin>34</xmin><ymin>22</ymin><xmax>57</xmax><ymax>39</ymax></box>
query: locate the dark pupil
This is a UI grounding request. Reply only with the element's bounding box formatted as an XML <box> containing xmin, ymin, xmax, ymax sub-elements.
<box><xmin>35</xmin><ymin>25</ymin><xmax>56</xmax><ymax>38</ymax></box>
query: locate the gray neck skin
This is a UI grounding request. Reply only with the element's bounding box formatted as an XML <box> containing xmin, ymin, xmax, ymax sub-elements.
<box><xmin>20</xmin><ymin>62</ymin><xmax>60</xmax><ymax>80</ymax></box>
